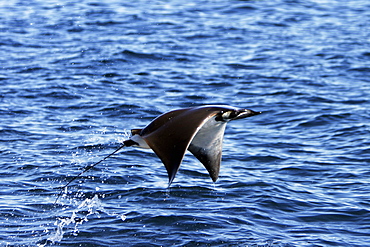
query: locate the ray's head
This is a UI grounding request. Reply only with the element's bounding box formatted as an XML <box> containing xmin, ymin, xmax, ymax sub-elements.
<box><xmin>215</xmin><ymin>107</ymin><xmax>261</xmax><ymax>122</ymax></box>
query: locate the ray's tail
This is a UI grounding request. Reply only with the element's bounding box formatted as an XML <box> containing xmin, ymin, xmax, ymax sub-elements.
<box><xmin>54</xmin><ymin>139</ymin><xmax>137</xmax><ymax>205</ymax></box>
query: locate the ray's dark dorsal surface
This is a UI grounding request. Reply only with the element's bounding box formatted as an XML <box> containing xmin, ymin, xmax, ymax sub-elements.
<box><xmin>128</xmin><ymin>105</ymin><xmax>261</xmax><ymax>184</ymax></box>
<box><xmin>55</xmin><ymin>105</ymin><xmax>261</xmax><ymax>203</ymax></box>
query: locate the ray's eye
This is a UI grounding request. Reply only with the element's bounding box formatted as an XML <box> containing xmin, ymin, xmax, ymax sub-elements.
<box><xmin>215</xmin><ymin>111</ymin><xmax>236</xmax><ymax>121</ymax></box>
<box><xmin>215</xmin><ymin>111</ymin><xmax>226</xmax><ymax>121</ymax></box>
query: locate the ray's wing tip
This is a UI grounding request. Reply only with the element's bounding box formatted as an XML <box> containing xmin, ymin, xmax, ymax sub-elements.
<box><xmin>166</xmin><ymin>170</ymin><xmax>177</xmax><ymax>186</ymax></box>
<box><xmin>210</xmin><ymin>174</ymin><xmax>219</xmax><ymax>183</ymax></box>
<box><xmin>167</xmin><ymin>177</ymin><xmax>175</xmax><ymax>187</ymax></box>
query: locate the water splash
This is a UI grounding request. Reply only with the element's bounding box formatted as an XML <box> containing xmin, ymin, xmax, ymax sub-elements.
<box><xmin>38</xmin><ymin>195</ymin><xmax>126</xmax><ymax>246</ymax></box>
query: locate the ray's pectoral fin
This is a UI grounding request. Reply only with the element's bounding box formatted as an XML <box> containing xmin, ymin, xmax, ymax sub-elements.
<box><xmin>146</xmin><ymin>132</ymin><xmax>191</xmax><ymax>185</ymax></box>
<box><xmin>188</xmin><ymin>119</ymin><xmax>227</xmax><ymax>182</ymax></box>
<box><xmin>188</xmin><ymin>144</ymin><xmax>222</xmax><ymax>182</ymax></box>
<box><xmin>139</xmin><ymin>108</ymin><xmax>206</xmax><ymax>185</ymax></box>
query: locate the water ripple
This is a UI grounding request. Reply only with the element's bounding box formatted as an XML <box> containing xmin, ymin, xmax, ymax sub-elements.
<box><xmin>1</xmin><ymin>0</ymin><xmax>370</xmax><ymax>246</ymax></box>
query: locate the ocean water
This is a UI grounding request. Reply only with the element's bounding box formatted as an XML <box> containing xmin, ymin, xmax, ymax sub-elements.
<box><xmin>1</xmin><ymin>0</ymin><xmax>370</xmax><ymax>246</ymax></box>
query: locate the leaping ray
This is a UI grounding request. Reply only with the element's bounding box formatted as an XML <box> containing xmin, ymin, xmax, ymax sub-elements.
<box><xmin>55</xmin><ymin>105</ymin><xmax>261</xmax><ymax>203</ymax></box>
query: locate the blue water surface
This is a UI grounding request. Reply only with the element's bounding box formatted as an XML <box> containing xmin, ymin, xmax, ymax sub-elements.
<box><xmin>1</xmin><ymin>0</ymin><xmax>370</xmax><ymax>246</ymax></box>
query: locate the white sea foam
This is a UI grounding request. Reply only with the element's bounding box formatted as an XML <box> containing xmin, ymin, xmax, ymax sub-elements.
<box><xmin>39</xmin><ymin>195</ymin><xmax>126</xmax><ymax>246</ymax></box>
